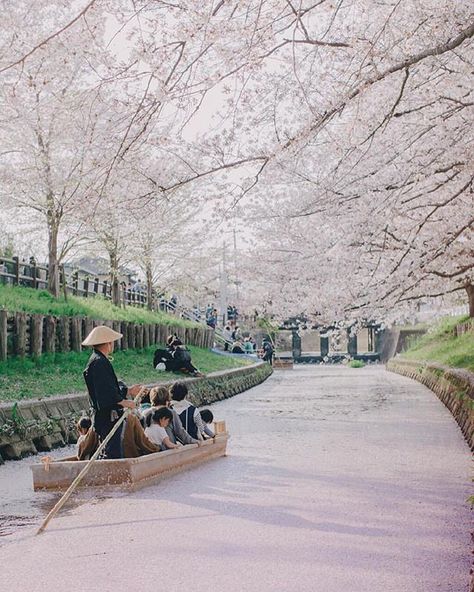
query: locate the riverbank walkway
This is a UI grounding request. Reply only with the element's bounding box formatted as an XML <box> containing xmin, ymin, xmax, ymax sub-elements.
<box><xmin>0</xmin><ymin>366</ymin><xmax>471</xmax><ymax>592</ymax></box>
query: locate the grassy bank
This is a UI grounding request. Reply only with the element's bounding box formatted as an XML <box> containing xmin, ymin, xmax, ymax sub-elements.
<box><xmin>401</xmin><ymin>316</ymin><xmax>474</xmax><ymax>372</ymax></box>
<box><xmin>0</xmin><ymin>284</ymin><xmax>196</xmax><ymax>327</ymax></box>
<box><xmin>0</xmin><ymin>346</ymin><xmax>251</xmax><ymax>402</ymax></box>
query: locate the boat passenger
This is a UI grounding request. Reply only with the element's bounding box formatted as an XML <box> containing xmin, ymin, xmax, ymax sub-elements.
<box><xmin>82</xmin><ymin>325</ymin><xmax>142</xmax><ymax>459</ymax></box>
<box><xmin>76</xmin><ymin>417</ymin><xmax>98</xmax><ymax>460</ymax></box>
<box><xmin>145</xmin><ymin>408</ymin><xmax>181</xmax><ymax>450</ymax></box>
<box><xmin>199</xmin><ymin>409</ymin><xmax>215</xmax><ymax>439</ymax></box>
<box><xmin>77</xmin><ymin>413</ymin><xmax>160</xmax><ymax>460</ymax></box>
<box><xmin>76</xmin><ymin>417</ymin><xmax>92</xmax><ymax>449</ymax></box>
<box><xmin>144</xmin><ymin>386</ymin><xmax>200</xmax><ymax>446</ymax></box>
<box><xmin>170</xmin><ymin>382</ymin><xmax>211</xmax><ymax>440</ymax></box>
<box><xmin>122</xmin><ymin>413</ymin><xmax>161</xmax><ymax>458</ymax></box>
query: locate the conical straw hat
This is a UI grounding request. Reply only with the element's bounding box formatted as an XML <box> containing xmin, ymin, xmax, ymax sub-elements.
<box><xmin>82</xmin><ymin>325</ymin><xmax>123</xmax><ymax>347</ymax></box>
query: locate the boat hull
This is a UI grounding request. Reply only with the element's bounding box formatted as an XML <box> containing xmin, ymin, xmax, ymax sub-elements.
<box><xmin>31</xmin><ymin>434</ymin><xmax>228</xmax><ymax>491</ymax></box>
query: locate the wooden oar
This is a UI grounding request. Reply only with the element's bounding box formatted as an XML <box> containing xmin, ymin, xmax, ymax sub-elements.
<box><xmin>36</xmin><ymin>388</ymin><xmax>148</xmax><ymax>535</ymax></box>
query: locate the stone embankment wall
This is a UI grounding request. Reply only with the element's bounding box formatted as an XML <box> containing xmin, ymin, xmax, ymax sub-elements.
<box><xmin>0</xmin><ymin>362</ymin><xmax>272</xmax><ymax>462</ymax></box>
<box><xmin>387</xmin><ymin>358</ymin><xmax>474</xmax><ymax>449</ymax></box>
<box><xmin>387</xmin><ymin>357</ymin><xmax>474</xmax><ymax>592</ymax></box>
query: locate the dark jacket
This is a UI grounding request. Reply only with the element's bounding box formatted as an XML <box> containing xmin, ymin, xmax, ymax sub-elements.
<box><xmin>83</xmin><ymin>349</ymin><xmax>125</xmax><ymax>412</ymax></box>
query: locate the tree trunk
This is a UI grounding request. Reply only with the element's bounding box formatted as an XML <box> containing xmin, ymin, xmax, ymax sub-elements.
<box><xmin>146</xmin><ymin>264</ymin><xmax>153</xmax><ymax>311</ymax></box>
<box><xmin>109</xmin><ymin>249</ymin><xmax>121</xmax><ymax>307</ymax></box>
<box><xmin>47</xmin><ymin>222</ymin><xmax>60</xmax><ymax>298</ymax></box>
<box><xmin>466</xmin><ymin>284</ymin><xmax>474</xmax><ymax>318</ymax></box>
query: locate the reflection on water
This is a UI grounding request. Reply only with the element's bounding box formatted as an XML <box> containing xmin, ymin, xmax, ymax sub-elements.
<box><xmin>0</xmin><ymin>445</ymin><xmax>75</xmax><ymax>537</ymax></box>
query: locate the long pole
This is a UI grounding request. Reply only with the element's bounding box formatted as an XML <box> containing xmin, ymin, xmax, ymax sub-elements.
<box><xmin>36</xmin><ymin>390</ymin><xmax>146</xmax><ymax>535</ymax></box>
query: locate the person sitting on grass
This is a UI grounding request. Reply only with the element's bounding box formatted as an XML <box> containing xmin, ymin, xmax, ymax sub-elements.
<box><xmin>243</xmin><ymin>338</ymin><xmax>255</xmax><ymax>354</ymax></box>
<box><xmin>145</xmin><ymin>407</ymin><xmax>181</xmax><ymax>450</ymax></box>
<box><xmin>171</xmin><ymin>382</ymin><xmax>210</xmax><ymax>440</ymax></box>
<box><xmin>143</xmin><ymin>385</ymin><xmax>200</xmax><ymax>446</ymax></box>
<box><xmin>167</xmin><ymin>335</ymin><xmax>204</xmax><ymax>377</ymax></box>
<box><xmin>231</xmin><ymin>340</ymin><xmax>245</xmax><ymax>354</ymax></box>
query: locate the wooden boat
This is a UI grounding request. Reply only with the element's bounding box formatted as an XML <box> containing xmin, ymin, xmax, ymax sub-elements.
<box><xmin>31</xmin><ymin>421</ymin><xmax>229</xmax><ymax>491</ymax></box>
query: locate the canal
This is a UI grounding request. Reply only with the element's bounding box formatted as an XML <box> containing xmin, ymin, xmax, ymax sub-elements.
<box><xmin>0</xmin><ymin>366</ymin><xmax>471</xmax><ymax>591</ymax></box>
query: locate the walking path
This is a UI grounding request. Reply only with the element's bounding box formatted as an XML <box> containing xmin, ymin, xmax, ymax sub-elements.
<box><xmin>0</xmin><ymin>366</ymin><xmax>471</xmax><ymax>592</ymax></box>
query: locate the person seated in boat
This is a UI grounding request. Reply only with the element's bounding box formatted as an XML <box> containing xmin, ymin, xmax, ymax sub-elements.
<box><xmin>170</xmin><ymin>382</ymin><xmax>210</xmax><ymax>441</ymax></box>
<box><xmin>199</xmin><ymin>409</ymin><xmax>215</xmax><ymax>439</ymax></box>
<box><xmin>77</xmin><ymin>411</ymin><xmax>160</xmax><ymax>460</ymax></box>
<box><xmin>145</xmin><ymin>408</ymin><xmax>181</xmax><ymax>450</ymax></box>
<box><xmin>144</xmin><ymin>386</ymin><xmax>200</xmax><ymax>446</ymax></box>
<box><xmin>76</xmin><ymin>417</ymin><xmax>92</xmax><ymax>449</ymax></box>
<box><xmin>76</xmin><ymin>417</ymin><xmax>99</xmax><ymax>460</ymax></box>
<box><xmin>122</xmin><ymin>412</ymin><xmax>162</xmax><ymax>458</ymax></box>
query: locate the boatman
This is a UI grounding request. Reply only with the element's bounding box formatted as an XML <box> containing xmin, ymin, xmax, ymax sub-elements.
<box><xmin>82</xmin><ymin>325</ymin><xmax>142</xmax><ymax>459</ymax></box>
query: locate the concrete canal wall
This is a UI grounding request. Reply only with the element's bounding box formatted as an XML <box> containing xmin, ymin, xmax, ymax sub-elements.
<box><xmin>387</xmin><ymin>357</ymin><xmax>474</xmax><ymax>450</ymax></box>
<box><xmin>0</xmin><ymin>361</ymin><xmax>272</xmax><ymax>462</ymax></box>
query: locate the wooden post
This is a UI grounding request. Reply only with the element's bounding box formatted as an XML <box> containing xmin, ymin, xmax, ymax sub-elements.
<box><xmin>143</xmin><ymin>324</ymin><xmax>150</xmax><ymax>349</ymax></box>
<box><xmin>0</xmin><ymin>310</ymin><xmax>7</xmax><ymax>361</ymax></box>
<box><xmin>72</xmin><ymin>271</ymin><xmax>79</xmax><ymax>296</ymax></box>
<box><xmin>60</xmin><ymin>265</ymin><xmax>68</xmax><ymax>302</ymax></box>
<box><xmin>71</xmin><ymin>317</ymin><xmax>82</xmax><ymax>352</ymax></box>
<box><xmin>32</xmin><ymin>261</ymin><xmax>38</xmax><ymax>289</ymax></box>
<box><xmin>30</xmin><ymin>314</ymin><xmax>44</xmax><ymax>357</ymax></box>
<box><xmin>135</xmin><ymin>324</ymin><xmax>143</xmax><ymax>349</ymax></box>
<box><xmin>113</xmin><ymin>321</ymin><xmax>122</xmax><ymax>350</ymax></box>
<box><xmin>128</xmin><ymin>323</ymin><xmax>135</xmax><ymax>349</ymax></box>
<box><xmin>14</xmin><ymin>312</ymin><xmax>27</xmax><ymax>357</ymax></box>
<box><xmin>13</xmin><ymin>256</ymin><xmax>20</xmax><ymax>286</ymax></box>
<box><xmin>58</xmin><ymin>316</ymin><xmax>70</xmax><ymax>353</ymax></box>
<box><xmin>121</xmin><ymin>321</ymin><xmax>129</xmax><ymax>350</ymax></box>
<box><xmin>44</xmin><ymin>316</ymin><xmax>56</xmax><ymax>353</ymax></box>
<box><xmin>83</xmin><ymin>318</ymin><xmax>93</xmax><ymax>344</ymax></box>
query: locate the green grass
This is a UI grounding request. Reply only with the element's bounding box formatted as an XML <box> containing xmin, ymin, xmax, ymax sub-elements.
<box><xmin>0</xmin><ymin>284</ymin><xmax>197</xmax><ymax>327</ymax></box>
<box><xmin>0</xmin><ymin>345</ymin><xmax>251</xmax><ymax>402</ymax></box>
<box><xmin>401</xmin><ymin>315</ymin><xmax>474</xmax><ymax>372</ymax></box>
<box><xmin>348</xmin><ymin>359</ymin><xmax>365</xmax><ymax>368</ymax></box>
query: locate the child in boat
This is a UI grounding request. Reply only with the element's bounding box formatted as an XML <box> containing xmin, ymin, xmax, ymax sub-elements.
<box><xmin>145</xmin><ymin>407</ymin><xmax>181</xmax><ymax>450</ymax></box>
<box><xmin>76</xmin><ymin>416</ymin><xmax>99</xmax><ymax>460</ymax></box>
<box><xmin>76</xmin><ymin>417</ymin><xmax>92</xmax><ymax>451</ymax></box>
<box><xmin>199</xmin><ymin>409</ymin><xmax>215</xmax><ymax>438</ymax></box>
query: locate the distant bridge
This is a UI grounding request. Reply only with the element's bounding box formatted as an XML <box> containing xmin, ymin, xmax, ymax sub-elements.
<box><xmin>275</xmin><ymin>324</ymin><xmax>426</xmax><ymax>364</ymax></box>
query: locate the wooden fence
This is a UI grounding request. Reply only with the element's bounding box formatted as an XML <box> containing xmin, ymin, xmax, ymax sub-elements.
<box><xmin>0</xmin><ymin>310</ymin><xmax>214</xmax><ymax>361</ymax></box>
<box><xmin>454</xmin><ymin>318</ymin><xmax>474</xmax><ymax>337</ymax></box>
<box><xmin>0</xmin><ymin>255</ymin><xmax>152</xmax><ymax>307</ymax></box>
<box><xmin>0</xmin><ymin>255</ymin><xmax>210</xmax><ymax>323</ymax></box>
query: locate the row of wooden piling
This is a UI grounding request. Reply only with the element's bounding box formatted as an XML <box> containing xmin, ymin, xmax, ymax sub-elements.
<box><xmin>0</xmin><ymin>310</ymin><xmax>214</xmax><ymax>361</ymax></box>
